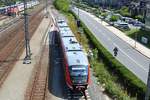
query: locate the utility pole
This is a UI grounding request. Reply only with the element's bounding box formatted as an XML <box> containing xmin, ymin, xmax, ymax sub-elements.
<box><xmin>45</xmin><ymin>0</ymin><xmax>48</xmax><ymax>18</ymax></box>
<box><xmin>76</xmin><ymin>0</ymin><xmax>80</xmax><ymax>28</ymax></box>
<box><xmin>145</xmin><ymin>64</ymin><xmax>150</xmax><ymax>100</ymax></box>
<box><xmin>77</xmin><ymin>0</ymin><xmax>79</xmax><ymax>17</ymax></box>
<box><xmin>23</xmin><ymin>0</ymin><xmax>31</xmax><ymax>64</ymax></box>
<box><xmin>76</xmin><ymin>0</ymin><xmax>82</xmax><ymax>43</ymax></box>
<box><xmin>134</xmin><ymin>19</ymin><xmax>138</xmax><ymax>48</ymax></box>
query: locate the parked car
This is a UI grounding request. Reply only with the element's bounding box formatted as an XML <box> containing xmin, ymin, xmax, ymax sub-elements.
<box><xmin>132</xmin><ymin>21</ymin><xmax>144</xmax><ymax>27</ymax></box>
<box><xmin>114</xmin><ymin>22</ymin><xmax>130</xmax><ymax>30</ymax></box>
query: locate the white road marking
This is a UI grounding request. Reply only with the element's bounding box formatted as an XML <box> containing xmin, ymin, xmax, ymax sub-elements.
<box><xmin>113</xmin><ymin>43</ymin><xmax>147</xmax><ymax>72</ymax></box>
<box><xmin>78</xmin><ymin>8</ymin><xmax>147</xmax><ymax>72</ymax></box>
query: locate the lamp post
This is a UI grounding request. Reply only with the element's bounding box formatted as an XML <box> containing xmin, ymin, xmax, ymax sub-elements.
<box><xmin>134</xmin><ymin>19</ymin><xmax>138</xmax><ymax>48</ymax></box>
<box><xmin>23</xmin><ymin>0</ymin><xmax>31</xmax><ymax>64</ymax></box>
<box><xmin>45</xmin><ymin>0</ymin><xmax>48</xmax><ymax>18</ymax></box>
<box><xmin>77</xmin><ymin>0</ymin><xmax>80</xmax><ymax>17</ymax></box>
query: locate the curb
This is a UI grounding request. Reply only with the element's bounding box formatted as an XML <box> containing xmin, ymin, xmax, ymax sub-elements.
<box><xmin>85</xmin><ymin>10</ymin><xmax>150</xmax><ymax>59</ymax></box>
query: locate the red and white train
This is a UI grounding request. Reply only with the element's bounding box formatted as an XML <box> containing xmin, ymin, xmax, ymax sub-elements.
<box><xmin>57</xmin><ymin>20</ymin><xmax>90</xmax><ymax>91</ymax></box>
<box><xmin>0</xmin><ymin>0</ymin><xmax>39</xmax><ymax>16</ymax></box>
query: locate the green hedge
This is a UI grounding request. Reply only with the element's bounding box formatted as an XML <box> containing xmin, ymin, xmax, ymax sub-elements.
<box><xmin>53</xmin><ymin>0</ymin><xmax>70</xmax><ymax>13</ymax></box>
<box><xmin>70</xmin><ymin>11</ymin><xmax>146</xmax><ymax>99</ymax></box>
<box><xmin>91</xmin><ymin>60</ymin><xmax>132</xmax><ymax>99</ymax></box>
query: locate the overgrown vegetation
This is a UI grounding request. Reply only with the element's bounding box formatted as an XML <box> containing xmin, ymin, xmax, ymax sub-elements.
<box><xmin>54</xmin><ymin>0</ymin><xmax>146</xmax><ymax>99</ymax></box>
<box><xmin>116</xmin><ymin>6</ymin><xmax>131</xmax><ymax>17</ymax></box>
<box><xmin>53</xmin><ymin>0</ymin><xmax>70</xmax><ymax>13</ymax></box>
<box><xmin>101</xmin><ymin>12</ymin><xmax>108</xmax><ymax>18</ymax></box>
<box><xmin>110</xmin><ymin>15</ymin><xmax>119</xmax><ymax>22</ymax></box>
<box><xmin>135</xmin><ymin>15</ymin><xmax>144</xmax><ymax>22</ymax></box>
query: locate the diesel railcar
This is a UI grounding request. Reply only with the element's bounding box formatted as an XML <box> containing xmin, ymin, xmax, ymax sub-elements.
<box><xmin>57</xmin><ymin>20</ymin><xmax>90</xmax><ymax>91</ymax></box>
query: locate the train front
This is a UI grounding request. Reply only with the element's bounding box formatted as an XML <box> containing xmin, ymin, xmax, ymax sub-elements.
<box><xmin>70</xmin><ymin>65</ymin><xmax>89</xmax><ymax>91</ymax></box>
<box><xmin>66</xmin><ymin>52</ymin><xmax>90</xmax><ymax>91</ymax></box>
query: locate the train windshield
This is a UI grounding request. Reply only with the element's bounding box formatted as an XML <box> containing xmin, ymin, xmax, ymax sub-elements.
<box><xmin>69</xmin><ymin>65</ymin><xmax>88</xmax><ymax>84</ymax></box>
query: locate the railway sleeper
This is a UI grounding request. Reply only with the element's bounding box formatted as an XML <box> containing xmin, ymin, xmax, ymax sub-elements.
<box><xmin>67</xmin><ymin>88</ymin><xmax>91</xmax><ymax>100</ymax></box>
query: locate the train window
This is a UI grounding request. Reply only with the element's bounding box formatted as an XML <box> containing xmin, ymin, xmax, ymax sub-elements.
<box><xmin>69</xmin><ymin>65</ymin><xmax>88</xmax><ymax>76</ymax></box>
<box><xmin>71</xmin><ymin>76</ymin><xmax>87</xmax><ymax>84</ymax></box>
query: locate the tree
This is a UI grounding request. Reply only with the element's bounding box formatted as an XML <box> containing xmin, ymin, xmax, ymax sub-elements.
<box><xmin>54</xmin><ymin>0</ymin><xmax>70</xmax><ymax>12</ymax></box>
<box><xmin>110</xmin><ymin>15</ymin><xmax>119</xmax><ymax>22</ymax></box>
<box><xmin>119</xmin><ymin>6</ymin><xmax>131</xmax><ymax>17</ymax></box>
<box><xmin>135</xmin><ymin>15</ymin><xmax>144</xmax><ymax>22</ymax></box>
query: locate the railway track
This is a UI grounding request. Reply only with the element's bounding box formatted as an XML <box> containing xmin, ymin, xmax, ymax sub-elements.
<box><xmin>0</xmin><ymin>16</ymin><xmax>21</xmax><ymax>32</ymax></box>
<box><xmin>25</xmin><ymin>25</ymin><xmax>49</xmax><ymax>100</ymax></box>
<box><xmin>26</xmin><ymin>46</ymin><xmax>48</xmax><ymax>100</ymax></box>
<box><xmin>66</xmin><ymin>88</ymin><xmax>91</xmax><ymax>100</ymax></box>
<box><xmin>0</xmin><ymin>3</ymin><xmax>44</xmax><ymax>34</ymax></box>
<box><xmin>0</xmin><ymin>15</ymin><xmax>8</xmax><ymax>21</ymax></box>
<box><xmin>0</xmin><ymin>5</ymin><xmax>45</xmax><ymax>87</ymax></box>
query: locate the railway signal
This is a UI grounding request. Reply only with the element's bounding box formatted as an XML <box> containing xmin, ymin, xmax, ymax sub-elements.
<box><xmin>23</xmin><ymin>0</ymin><xmax>31</xmax><ymax>64</ymax></box>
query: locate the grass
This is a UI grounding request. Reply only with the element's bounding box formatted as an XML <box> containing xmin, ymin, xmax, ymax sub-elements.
<box><xmin>124</xmin><ymin>29</ymin><xmax>139</xmax><ymax>36</ymax></box>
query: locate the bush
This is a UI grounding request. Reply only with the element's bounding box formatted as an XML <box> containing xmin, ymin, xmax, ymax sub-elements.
<box><xmin>135</xmin><ymin>15</ymin><xmax>144</xmax><ymax>22</ymax></box>
<box><xmin>110</xmin><ymin>15</ymin><xmax>119</xmax><ymax>22</ymax></box>
<box><xmin>54</xmin><ymin>0</ymin><xmax>70</xmax><ymax>12</ymax></box>
<box><xmin>91</xmin><ymin>54</ymin><xmax>134</xmax><ymax>100</ymax></box>
<box><xmin>101</xmin><ymin>12</ymin><xmax>108</xmax><ymax>18</ymax></box>
<box><xmin>119</xmin><ymin>6</ymin><xmax>131</xmax><ymax>17</ymax></box>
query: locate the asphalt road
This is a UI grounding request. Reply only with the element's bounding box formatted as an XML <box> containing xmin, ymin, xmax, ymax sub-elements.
<box><xmin>72</xmin><ymin>8</ymin><xmax>150</xmax><ymax>84</ymax></box>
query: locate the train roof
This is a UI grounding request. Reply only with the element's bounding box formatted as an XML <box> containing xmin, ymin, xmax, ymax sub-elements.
<box><xmin>57</xmin><ymin>20</ymin><xmax>89</xmax><ymax>66</ymax></box>
<box><xmin>57</xmin><ymin>20</ymin><xmax>75</xmax><ymax>37</ymax></box>
<box><xmin>66</xmin><ymin>51</ymin><xmax>88</xmax><ymax>66</ymax></box>
<box><xmin>59</xmin><ymin>27</ymin><xmax>74</xmax><ymax>37</ymax></box>
<box><xmin>62</xmin><ymin>37</ymin><xmax>82</xmax><ymax>51</ymax></box>
<box><xmin>57</xmin><ymin>20</ymin><xmax>68</xmax><ymax>28</ymax></box>
<box><xmin>59</xmin><ymin>26</ymin><xmax>70</xmax><ymax>31</ymax></box>
<box><xmin>57</xmin><ymin>19</ymin><xmax>65</xmax><ymax>23</ymax></box>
